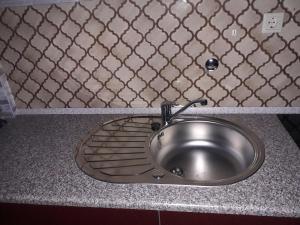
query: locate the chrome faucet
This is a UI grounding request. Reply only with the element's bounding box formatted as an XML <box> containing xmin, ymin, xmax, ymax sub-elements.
<box><xmin>160</xmin><ymin>98</ymin><xmax>208</xmax><ymax>125</ymax></box>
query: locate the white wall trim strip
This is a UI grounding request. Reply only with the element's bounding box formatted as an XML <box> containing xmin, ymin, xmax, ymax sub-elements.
<box><xmin>16</xmin><ymin>107</ymin><xmax>300</xmax><ymax>115</ymax></box>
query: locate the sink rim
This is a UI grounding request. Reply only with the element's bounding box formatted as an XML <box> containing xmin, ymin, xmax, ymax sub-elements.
<box><xmin>75</xmin><ymin>115</ymin><xmax>265</xmax><ymax>186</ymax></box>
<box><xmin>149</xmin><ymin>116</ymin><xmax>265</xmax><ymax>186</ymax></box>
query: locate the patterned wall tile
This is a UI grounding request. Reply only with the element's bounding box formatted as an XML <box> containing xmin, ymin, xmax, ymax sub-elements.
<box><xmin>0</xmin><ymin>0</ymin><xmax>299</xmax><ymax>108</ymax></box>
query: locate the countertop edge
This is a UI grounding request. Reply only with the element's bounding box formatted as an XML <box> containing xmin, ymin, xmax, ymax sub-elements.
<box><xmin>1</xmin><ymin>197</ymin><xmax>299</xmax><ymax>218</ymax></box>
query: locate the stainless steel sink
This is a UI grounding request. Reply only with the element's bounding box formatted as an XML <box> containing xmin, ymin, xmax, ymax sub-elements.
<box><xmin>150</xmin><ymin>117</ymin><xmax>264</xmax><ymax>185</ymax></box>
<box><xmin>75</xmin><ymin>116</ymin><xmax>264</xmax><ymax>186</ymax></box>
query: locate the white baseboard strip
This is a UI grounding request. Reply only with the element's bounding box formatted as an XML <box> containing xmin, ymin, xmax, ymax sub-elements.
<box><xmin>16</xmin><ymin>107</ymin><xmax>300</xmax><ymax>115</ymax></box>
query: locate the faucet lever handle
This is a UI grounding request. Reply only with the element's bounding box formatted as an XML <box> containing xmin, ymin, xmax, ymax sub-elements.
<box><xmin>161</xmin><ymin>98</ymin><xmax>208</xmax><ymax>125</ymax></box>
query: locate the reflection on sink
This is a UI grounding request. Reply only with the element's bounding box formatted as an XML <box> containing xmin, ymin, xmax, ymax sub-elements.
<box><xmin>150</xmin><ymin>117</ymin><xmax>265</xmax><ymax>185</ymax></box>
<box><xmin>75</xmin><ymin>116</ymin><xmax>264</xmax><ymax>186</ymax></box>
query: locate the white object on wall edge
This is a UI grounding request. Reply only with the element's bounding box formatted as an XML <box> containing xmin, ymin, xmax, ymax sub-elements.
<box><xmin>0</xmin><ymin>68</ymin><xmax>16</xmax><ymax>118</ymax></box>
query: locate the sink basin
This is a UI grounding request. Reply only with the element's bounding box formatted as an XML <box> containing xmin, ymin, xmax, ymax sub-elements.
<box><xmin>75</xmin><ymin>116</ymin><xmax>264</xmax><ymax>186</ymax></box>
<box><xmin>150</xmin><ymin>117</ymin><xmax>265</xmax><ymax>185</ymax></box>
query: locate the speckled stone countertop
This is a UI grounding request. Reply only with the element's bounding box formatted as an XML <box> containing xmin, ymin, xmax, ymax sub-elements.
<box><xmin>0</xmin><ymin>114</ymin><xmax>299</xmax><ymax>218</ymax></box>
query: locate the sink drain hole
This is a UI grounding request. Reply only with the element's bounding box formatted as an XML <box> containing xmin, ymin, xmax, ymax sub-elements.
<box><xmin>170</xmin><ymin>167</ymin><xmax>184</xmax><ymax>176</ymax></box>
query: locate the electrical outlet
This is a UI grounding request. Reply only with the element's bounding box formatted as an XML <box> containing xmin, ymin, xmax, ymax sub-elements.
<box><xmin>262</xmin><ymin>13</ymin><xmax>284</xmax><ymax>33</ymax></box>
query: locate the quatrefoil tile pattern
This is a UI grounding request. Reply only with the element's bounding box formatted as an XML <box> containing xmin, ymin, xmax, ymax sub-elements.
<box><xmin>0</xmin><ymin>0</ymin><xmax>299</xmax><ymax>108</ymax></box>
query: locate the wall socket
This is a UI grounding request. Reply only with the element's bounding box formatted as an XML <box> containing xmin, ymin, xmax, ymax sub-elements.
<box><xmin>262</xmin><ymin>13</ymin><xmax>284</xmax><ymax>33</ymax></box>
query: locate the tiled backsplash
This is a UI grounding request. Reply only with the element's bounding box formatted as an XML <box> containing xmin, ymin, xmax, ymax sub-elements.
<box><xmin>0</xmin><ymin>0</ymin><xmax>299</xmax><ymax>108</ymax></box>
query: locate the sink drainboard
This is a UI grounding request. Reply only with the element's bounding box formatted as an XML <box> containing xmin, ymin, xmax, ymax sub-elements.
<box><xmin>75</xmin><ymin>116</ymin><xmax>163</xmax><ymax>183</ymax></box>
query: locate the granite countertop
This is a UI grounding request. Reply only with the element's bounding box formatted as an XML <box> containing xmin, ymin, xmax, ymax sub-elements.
<box><xmin>0</xmin><ymin>114</ymin><xmax>299</xmax><ymax>218</ymax></box>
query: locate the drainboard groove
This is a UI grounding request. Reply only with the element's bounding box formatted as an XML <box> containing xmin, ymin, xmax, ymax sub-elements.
<box><xmin>83</xmin><ymin>152</ymin><xmax>146</xmax><ymax>155</ymax></box>
<box><xmin>86</xmin><ymin>146</ymin><xmax>145</xmax><ymax>148</ymax></box>
<box><xmin>91</xmin><ymin>134</ymin><xmax>149</xmax><ymax>138</ymax></box>
<box><xmin>85</xmin><ymin>157</ymin><xmax>148</xmax><ymax>162</ymax></box>
<box><xmin>101</xmin><ymin>129</ymin><xmax>152</xmax><ymax>134</ymax></box>
<box><xmin>111</xmin><ymin>124</ymin><xmax>152</xmax><ymax>129</ymax></box>
<box><xmin>98</xmin><ymin>167</ymin><xmax>155</xmax><ymax>177</ymax></box>
<box><xmin>91</xmin><ymin>163</ymin><xmax>152</xmax><ymax>170</ymax></box>
<box><xmin>122</xmin><ymin>121</ymin><xmax>154</xmax><ymax>126</ymax></box>
<box><xmin>92</xmin><ymin>135</ymin><xmax>148</xmax><ymax>137</ymax></box>
<box><xmin>90</xmin><ymin>140</ymin><xmax>146</xmax><ymax>143</ymax></box>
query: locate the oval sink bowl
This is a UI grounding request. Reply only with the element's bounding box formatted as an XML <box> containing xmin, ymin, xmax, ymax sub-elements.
<box><xmin>150</xmin><ymin>117</ymin><xmax>264</xmax><ymax>185</ymax></box>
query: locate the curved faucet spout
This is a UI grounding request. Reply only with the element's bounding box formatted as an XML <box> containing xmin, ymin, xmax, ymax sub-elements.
<box><xmin>160</xmin><ymin>98</ymin><xmax>207</xmax><ymax>125</ymax></box>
